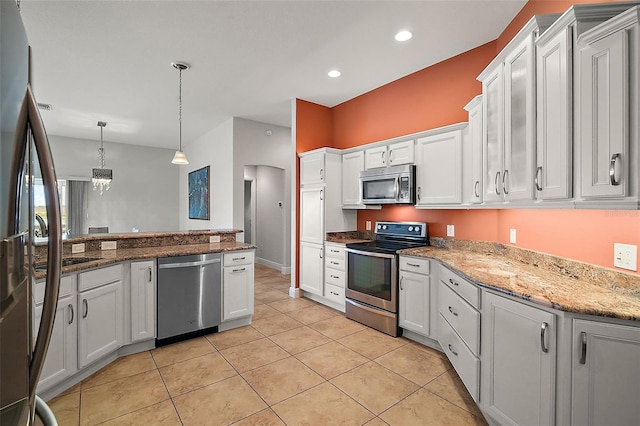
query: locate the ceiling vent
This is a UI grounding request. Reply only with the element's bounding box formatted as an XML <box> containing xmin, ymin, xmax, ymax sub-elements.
<box><xmin>37</xmin><ymin>103</ymin><xmax>52</xmax><ymax>111</ymax></box>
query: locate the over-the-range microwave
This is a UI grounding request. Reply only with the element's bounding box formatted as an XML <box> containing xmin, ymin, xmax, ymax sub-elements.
<box><xmin>360</xmin><ymin>164</ymin><xmax>416</xmax><ymax>205</ymax></box>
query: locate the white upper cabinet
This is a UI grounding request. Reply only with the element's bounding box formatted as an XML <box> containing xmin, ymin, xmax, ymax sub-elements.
<box><xmin>300</xmin><ymin>186</ymin><xmax>325</xmax><ymax>244</ymax></box>
<box><xmin>415</xmin><ymin>125</ymin><xmax>465</xmax><ymax>206</ymax></box>
<box><xmin>577</xmin><ymin>6</ymin><xmax>639</xmax><ymax>206</ymax></box>
<box><xmin>479</xmin><ymin>14</ymin><xmax>559</xmax><ymax>204</ymax></box>
<box><xmin>535</xmin><ymin>3</ymin><xmax>639</xmax><ymax>203</ymax></box>
<box><xmin>364</xmin><ymin>140</ymin><xmax>414</xmax><ymax>169</ymax></box>
<box><xmin>463</xmin><ymin>95</ymin><xmax>484</xmax><ymax>204</ymax></box>
<box><xmin>300</xmin><ymin>151</ymin><xmax>325</xmax><ymax>186</ymax></box>
<box><xmin>342</xmin><ymin>150</ymin><xmax>364</xmax><ymax>207</ymax></box>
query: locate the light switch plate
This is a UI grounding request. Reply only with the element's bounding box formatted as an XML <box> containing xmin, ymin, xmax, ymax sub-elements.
<box><xmin>366</xmin><ymin>221</ymin><xmax>372</xmax><ymax>231</ymax></box>
<box><xmin>71</xmin><ymin>243</ymin><xmax>85</xmax><ymax>254</ymax></box>
<box><xmin>614</xmin><ymin>243</ymin><xmax>637</xmax><ymax>271</ymax></box>
<box><xmin>101</xmin><ymin>241</ymin><xmax>117</xmax><ymax>250</ymax></box>
<box><xmin>510</xmin><ymin>229</ymin><xmax>517</xmax><ymax>244</ymax></box>
<box><xmin>446</xmin><ymin>224</ymin><xmax>455</xmax><ymax>237</ymax></box>
<box><xmin>209</xmin><ymin>235</ymin><xmax>221</xmax><ymax>243</ymax></box>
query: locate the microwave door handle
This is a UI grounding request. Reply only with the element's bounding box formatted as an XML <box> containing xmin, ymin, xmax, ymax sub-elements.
<box><xmin>395</xmin><ymin>176</ymin><xmax>400</xmax><ymax>200</ymax></box>
<box><xmin>22</xmin><ymin>85</ymin><xmax>63</xmax><ymax>395</ymax></box>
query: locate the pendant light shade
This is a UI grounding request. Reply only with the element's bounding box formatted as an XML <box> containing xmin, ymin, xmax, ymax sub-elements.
<box><xmin>92</xmin><ymin>121</ymin><xmax>112</xmax><ymax>195</ymax></box>
<box><xmin>171</xmin><ymin>61</ymin><xmax>190</xmax><ymax>165</ymax></box>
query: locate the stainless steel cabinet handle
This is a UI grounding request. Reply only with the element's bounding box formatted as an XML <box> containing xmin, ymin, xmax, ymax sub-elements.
<box><xmin>330</xmin><ymin>291</ymin><xmax>339</xmax><ymax>296</ymax></box>
<box><xmin>417</xmin><ymin>186</ymin><xmax>421</xmax><ymax>201</ymax></box>
<box><xmin>68</xmin><ymin>304</ymin><xmax>74</xmax><ymax>325</ymax></box>
<box><xmin>330</xmin><ymin>261</ymin><xmax>339</xmax><ymax>265</ymax></box>
<box><xmin>400</xmin><ymin>276</ymin><xmax>404</xmax><ymax>290</ymax></box>
<box><xmin>381</xmin><ymin>151</ymin><xmax>386</xmax><ymax>165</ymax></box>
<box><xmin>320</xmin><ymin>168</ymin><xmax>324</xmax><ymax>179</ymax></box>
<box><xmin>535</xmin><ymin>166</ymin><xmax>542</xmax><ymax>191</ymax></box>
<box><xmin>503</xmin><ymin>169</ymin><xmax>509</xmax><ymax>195</ymax></box>
<box><xmin>609</xmin><ymin>153</ymin><xmax>621</xmax><ymax>186</ymax></box>
<box><xmin>330</xmin><ymin>249</ymin><xmax>340</xmax><ymax>253</ymax></box>
<box><xmin>579</xmin><ymin>332</ymin><xmax>587</xmax><ymax>364</ymax></box>
<box><xmin>82</xmin><ymin>299</ymin><xmax>88</xmax><ymax>319</ymax></box>
<box><xmin>474</xmin><ymin>181</ymin><xmax>480</xmax><ymax>198</ymax></box>
<box><xmin>449</xmin><ymin>278</ymin><xmax>458</xmax><ymax>286</ymax></box>
<box><xmin>320</xmin><ymin>189</ymin><xmax>324</xmax><ymax>201</ymax></box>
<box><xmin>448</xmin><ymin>306</ymin><xmax>458</xmax><ymax>316</ymax></box>
<box><xmin>406</xmin><ymin>263</ymin><xmax>420</xmax><ymax>268</ymax></box>
<box><xmin>147</xmin><ymin>267</ymin><xmax>152</xmax><ymax>282</ymax></box>
<box><xmin>448</xmin><ymin>344</ymin><xmax>458</xmax><ymax>356</ymax></box>
<box><xmin>495</xmin><ymin>171</ymin><xmax>501</xmax><ymax>195</ymax></box>
<box><xmin>232</xmin><ymin>256</ymin><xmax>246</xmax><ymax>261</ymax></box>
<box><xmin>389</xmin><ymin>149</ymin><xmax>393</xmax><ymax>164</ymax></box>
<box><xmin>232</xmin><ymin>267</ymin><xmax>246</xmax><ymax>273</ymax></box>
<box><xmin>319</xmin><ymin>248</ymin><xmax>323</xmax><ymax>259</ymax></box>
<box><xmin>330</xmin><ymin>275</ymin><xmax>340</xmax><ymax>279</ymax></box>
<box><xmin>540</xmin><ymin>322</ymin><xmax>549</xmax><ymax>353</ymax></box>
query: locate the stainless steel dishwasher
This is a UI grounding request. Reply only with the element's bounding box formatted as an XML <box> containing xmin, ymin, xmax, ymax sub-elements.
<box><xmin>156</xmin><ymin>253</ymin><xmax>221</xmax><ymax>345</ymax></box>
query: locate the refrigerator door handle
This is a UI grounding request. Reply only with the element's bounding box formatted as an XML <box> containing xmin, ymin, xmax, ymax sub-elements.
<box><xmin>12</xmin><ymin>84</ymin><xmax>63</xmax><ymax>396</ymax></box>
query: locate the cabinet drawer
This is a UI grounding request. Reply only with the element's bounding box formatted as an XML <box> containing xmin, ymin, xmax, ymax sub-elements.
<box><xmin>438</xmin><ymin>314</ymin><xmax>480</xmax><ymax>402</ymax></box>
<box><xmin>325</xmin><ymin>244</ymin><xmax>345</xmax><ymax>259</ymax></box>
<box><xmin>439</xmin><ymin>265</ymin><xmax>479</xmax><ymax>308</ymax></box>
<box><xmin>324</xmin><ymin>283</ymin><xmax>345</xmax><ymax>304</ymax></box>
<box><xmin>399</xmin><ymin>256</ymin><xmax>430</xmax><ymax>274</ymax></box>
<box><xmin>78</xmin><ymin>264</ymin><xmax>122</xmax><ymax>292</ymax></box>
<box><xmin>439</xmin><ymin>281</ymin><xmax>480</xmax><ymax>356</ymax></box>
<box><xmin>325</xmin><ymin>257</ymin><xmax>345</xmax><ymax>271</ymax></box>
<box><xmin>325</xmin><ymin>267</ymin><xmax>345</xmax><ymax>288</ymax></box>
<box><xmin>223</xmin><ymin>250</ymin><xmax>254</xmax><ymax>267</ymax></box>
<box><xmin>35</xmin><ymin>275</ymin><xmax>75</xmax><ymax>305</ymax></box>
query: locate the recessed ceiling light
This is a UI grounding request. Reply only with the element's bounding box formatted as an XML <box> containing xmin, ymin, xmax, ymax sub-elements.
<box><xmin>395</xmin><ymin>30</ymin><xmax>413</xmax><ymax>42</ymax></box>
<box><xmin>328</xmin><ymin>69</ymin><xmax>341</xmax><ymax>78</ymax></box>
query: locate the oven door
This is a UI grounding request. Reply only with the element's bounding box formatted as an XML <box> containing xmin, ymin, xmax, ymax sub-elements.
<box><xmin>345</xmin><ymin>248</ymin><xmax>397</xmax><ymax>312</ymax></box>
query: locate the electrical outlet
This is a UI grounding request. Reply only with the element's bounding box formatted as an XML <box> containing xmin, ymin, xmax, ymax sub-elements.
<box><xmin>510</xmin><ymin>229</ymin><xmax>517</xmax><ymax>244</ymax></box>
<box><xmin>101</xmin><ymin>241</ymin><xmax>117</xmax><ymax>250</ymax></box>
<box><xmin>446</xmin><ymin>224</ymin><xmax>455</xmax><ymax>237</ymax></box>
<box><xmin>366</xmin><ymin>221</ymin><xmax>372</xmax><ymax>231</ymax></box>
<box><xmin>209</xmin><ymin>235</ymin><xmax>221</xmax><ymax>243</ymax></box>
<box><xmin>614</xmin><ymin>243</ymin><xmax>637</xmax><ymax>271</ymax></box>
<box><xmin>71</xmin><ymin>243</ymin><xmax>85</xmax><ymax>254</ymax></box>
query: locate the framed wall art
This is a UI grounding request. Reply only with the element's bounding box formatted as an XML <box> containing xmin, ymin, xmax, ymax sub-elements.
<box><xmin>188</xmin><ymin>165</ymin><xmax>210</xmax><ymax>220</ymax></box>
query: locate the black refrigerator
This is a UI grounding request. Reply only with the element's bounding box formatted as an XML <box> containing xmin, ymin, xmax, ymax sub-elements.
<box><xmin>1</xmin><ymin>1</ymin><xmax>62</xmax><ymax>425</ymax></box>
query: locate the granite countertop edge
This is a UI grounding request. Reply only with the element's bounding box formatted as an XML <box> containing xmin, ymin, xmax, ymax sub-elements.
<box><xmin>36</xmin><ymin>242</ymin><xmax>255</xmax><ymax>280</ymax></box>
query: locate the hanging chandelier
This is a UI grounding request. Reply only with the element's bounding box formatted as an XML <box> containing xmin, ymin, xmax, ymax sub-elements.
<box><xmin>171</xmin><ymin>61</ymin><xmax>190</xmax><ymax>165</ymax></box>
<box><xmin>92</xmin><ymin>121</ymin><xmax>112</xmax><ymax>195</ymax></box>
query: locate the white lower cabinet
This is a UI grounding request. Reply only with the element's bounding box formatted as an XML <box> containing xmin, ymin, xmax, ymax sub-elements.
<box><xmin>324</xmin><ymin>242</ymin><xmax>346</xmax><ymax>311</ymax></box>
<box><xmin>398</xmin><ymin>256</ymin><xmax>431</xmax><ymax>337</ymax></box>
<box><xmin>482</xmin><ymin>291</ymin><xmax>556</xmax><ymax>426</ymax></box>
<box><xmin>222</xmin><ymin>251</ymin><xmax>255</xmax><ymax>321</ymax></box>
<box><xmin>77</xmin><ymin>265</ymin><xmax>124</xmax><ymax>369</ymax></box>
<box><xmin>130</xmin><ymin>260</ymin><xmax>156</xmax><ymax>342</ymax></box>
<box><xmin>571</xmin><ymin>319</ymin><xmax>640</xmax><ymax>426</ymax></box>
<box><xmin>300</xmin><ymin>241</ymin><xmax>324</xmax><ymax>296</ymax></box>
<box><xmin>34</xmin><ymin>276</ymin><xmax>77</xmax><ymax>391</ymax></box>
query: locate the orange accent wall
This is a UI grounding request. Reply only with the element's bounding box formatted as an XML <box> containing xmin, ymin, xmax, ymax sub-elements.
<box><xmin>295</xmin><ymin>0</ymin><xmax>640</xmax><ymax>280</ymax></box>
<box><xmin>332</xmin><ymin>41</ymin><xmax>497</xmax><ymax>149</ymax></box>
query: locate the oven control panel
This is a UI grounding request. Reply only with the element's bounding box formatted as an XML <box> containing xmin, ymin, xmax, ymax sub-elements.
<box><xmin>375</xmin><ymin>221</ymin><xmax>427</xmax><ymax>238</ymax></box>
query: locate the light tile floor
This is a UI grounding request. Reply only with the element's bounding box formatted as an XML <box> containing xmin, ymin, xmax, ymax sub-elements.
<box><xmin>43</xmin><ymin>264</ymin><xmax>488</xmax><ymax>425</ymax></box>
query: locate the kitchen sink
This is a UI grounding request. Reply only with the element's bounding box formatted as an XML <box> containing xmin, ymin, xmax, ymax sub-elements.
<box><xmin>35</xmin><ymin>257</ymin><xmax>102</xmax><ymax>271</ymax></box>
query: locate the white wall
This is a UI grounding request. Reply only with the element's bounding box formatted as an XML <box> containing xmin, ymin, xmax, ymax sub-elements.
<box><xmin>233</xmin><ymin>117</ymin><xmax>291</xmax><ymax>269</ymax></box>
<box><xmin>255</xmin><ymin>166</ymin><xmax>285</xmax><ymax>268</ymax></box>
<box><xmin>49</xmin><ymin>135</ymin><xmax>179</xmax><ymax>233</ymax></box>
<box><xmin>179</xmin><ymin>117</ymin><xmax>234</xmax><ymax>230</ymax></box>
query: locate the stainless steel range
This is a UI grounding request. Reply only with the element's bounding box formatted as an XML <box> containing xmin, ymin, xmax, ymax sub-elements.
<box><xmin>345</xmin><ymin>221</ymin><xmax>428</xmax><ymax>336</ymax></box>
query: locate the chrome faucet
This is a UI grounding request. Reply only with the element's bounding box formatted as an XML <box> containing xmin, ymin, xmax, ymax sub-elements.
<box><xmin>35</xmin><ymin>213</ymin><xmax>48</xmax><ymax>237</ymax></box>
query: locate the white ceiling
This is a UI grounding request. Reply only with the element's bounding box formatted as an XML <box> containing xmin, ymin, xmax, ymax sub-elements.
<box><xmin>19</xmin><ymin>0</ymin><xmax>526</xmax><ymax>149</ymax></box>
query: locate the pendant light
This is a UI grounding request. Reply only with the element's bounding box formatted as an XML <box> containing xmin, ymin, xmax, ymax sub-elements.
<box><xmin>171</xmin><ymin>61</ymin><xmax>190</xmax><ymax>165</ymax></box>
<box><xmin>92</xmin><ymin>121</ymin><xmax>112</xmax><ymax>195</ymax></box>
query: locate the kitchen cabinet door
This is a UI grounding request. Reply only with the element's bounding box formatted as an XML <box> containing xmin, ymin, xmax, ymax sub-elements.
<box><xmin>78</xmin><ymin>280</ymin><xmax>124</xmax><ymax>368</ymax></box>
<box><xmin>342</xmin><ymin>151</ymin><xmax>364</xmax><ymax>207</ymax></box>
<box><xmin>130</xmin><ymin>260</ymin><xmax>156</xmax><ymax>343</ymax></box>
<box><xmin>300</xmin><ymin>152</ymin><xmax>325</xmax><ymax>186</ymax></box>
<box><xmin>387</xmin><ymin>140</ymin><xmax>414</xmax><ymax>166</ymax></box>
<box><xmin>536</xmin><ymin>26</ymin><xmax>572</xmax><ymax>200</ymax></box>
<box><xmin>34</xmin><ymin>295</ymin><xmax>77</xmax><ymax>391</ymax></box>
<box><xmin>223</xmin><ymin>264</ymin><xmax>254</xmax><ymax>320</ymax></box>
<box><xmin>398</xmin><ymin>270</ymin><xmax>430</xmax><ymax>337</ymax></box>
<box><xmin>579</xmin><ymin>27</ymin><xmax>628</xmax><ymax>198</ymax></box>
<box><xmin>572</xmin><ymin>319</ymin><xmax>640</xmax><ymax>426</ymax></box>
<box><xmin>464</xmin><ymin>95</ymin><xmax>483</xmax><ymax>204</ymax></box>
<box><xmin>482</xmin><ymin>66</ymin><xmax>505</xmax><ymax>203</ymax></box>
<box><xmin>299</xmin><ymin>241</ymin><xmax>323</xmax><ymax>296</ymax></box>
<box><xmin>300</xmin><ymin>186</ymin><xmax>324</xmax><ymax>244</ymax></box>
<box><xmin>365</xmin><ymin>145</ymin><xmax>388</xmax><ymax>169</ymax></box>
<box><xmin>482</xmin><ymin>292</ymin><xmax>556</xmax><ymax>426</ymax></box>
<box><xmin>503</xmin><ymin>35</ymin><xmax>536</xmax><ymax>202</ymax></box>
<box><xmin>415</xmin><ymin>129</ymin><xmax>463</xmax><ymax>205</ymax></box>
